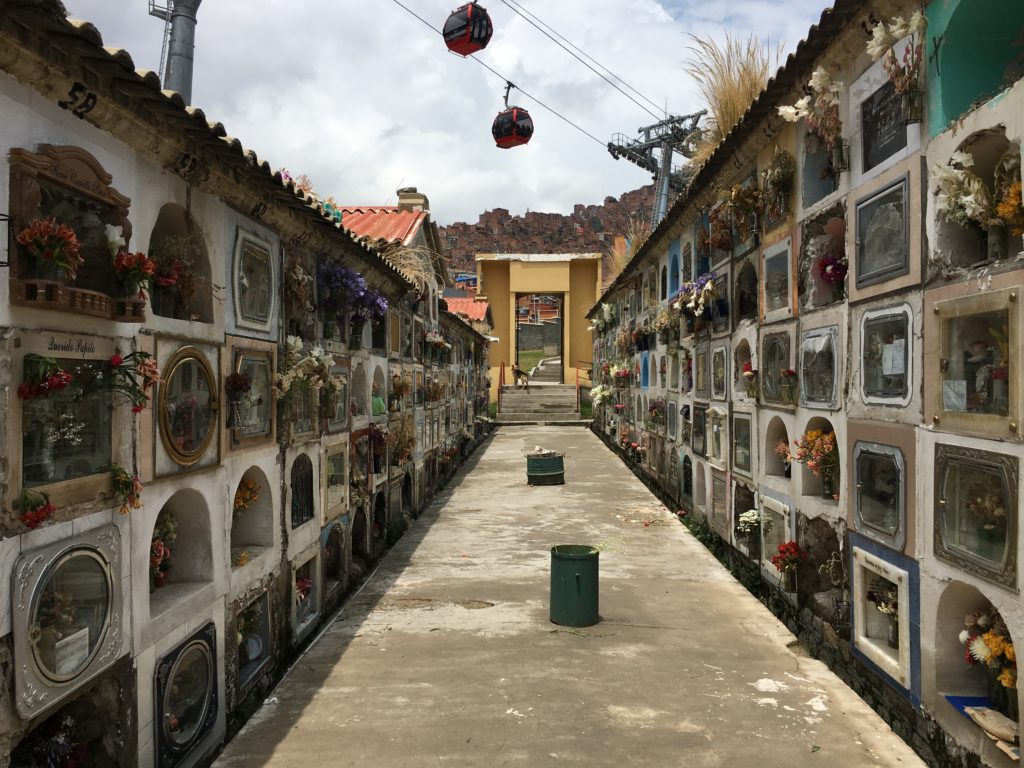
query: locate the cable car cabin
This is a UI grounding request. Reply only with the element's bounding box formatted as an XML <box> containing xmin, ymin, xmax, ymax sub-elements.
<box><xmin>443</xmin><ymin>3</ymin><xmax>493</xmax><ymax>57</ymax></box>
<box><xmin>492</xmin><ymin>107</ymin><xmax>533</xmax><ymax>149</ymax></box>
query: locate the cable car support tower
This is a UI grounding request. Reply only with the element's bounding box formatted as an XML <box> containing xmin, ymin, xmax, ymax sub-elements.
<box><xmin>607</xmin><ymin>110</ymin><xmax>706</xmax><ymax>231</ymax></box>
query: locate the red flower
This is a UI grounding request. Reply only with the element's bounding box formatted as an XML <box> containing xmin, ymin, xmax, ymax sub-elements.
<box><xmin>132</xmin><ymin>403</ymin><xmax>145</xmax><ymax>413</ymax></box>
<box><xmin>110</xmin><ymin>354</ymin><xmax>124</xmax><ymax>367</ymax></box>
<box><xmin>17</xmin><ymin>383</ymin><xmax>33</xmax><ymax>399</ymax></box>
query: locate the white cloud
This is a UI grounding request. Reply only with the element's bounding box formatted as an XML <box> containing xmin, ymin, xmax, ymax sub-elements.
<box><xmin>61</xmin><ymin>0</ymin><xmax>825</xmax><ymax>224</ymax></box>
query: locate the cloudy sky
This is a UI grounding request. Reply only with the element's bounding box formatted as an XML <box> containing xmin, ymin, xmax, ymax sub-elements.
<box><xmin>62</xmin><ymin>0</ymin><xmax>827</xmax><ymax>225</ymax></box>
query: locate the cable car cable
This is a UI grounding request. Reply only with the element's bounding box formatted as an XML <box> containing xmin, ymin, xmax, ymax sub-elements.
<box><xmin>497</xmin><ymin>0</ymin><xmax>665</xmax><ymax>119</ymax></box>
<box><xmin>387</xmin><ymin>0</ymin><xmax>608</xmax><ymax>148</ymax></box>
<box><xmin>500</xmin><ymin>0</ymin><xmax>665</xmax><ymax>116</ymax></box>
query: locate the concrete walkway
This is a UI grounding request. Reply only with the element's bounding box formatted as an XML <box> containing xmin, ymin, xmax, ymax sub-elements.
<box><xmin>215</xmin><ymin>427</ymin><xmax>923</xmax><ymax>768</ymax></box>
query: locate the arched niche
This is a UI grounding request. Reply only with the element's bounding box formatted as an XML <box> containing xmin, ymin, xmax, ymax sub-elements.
<box><xmin>735</xmin><ymin>261</ymin><xmax>758</xmax><ymax>321</ymax></box>
<box><xmin>351</xmin><ymin>362</ymin><xmax>368</xmax><ymax>417</ymax></box>
<box><xmin>933</xmin><ymin>582</ymin><xmax>1018</xmax><ymax>701</ymax></box>
<box><xmin>323</xmin><ymin>521</ymin><xmax>346</xmax><ymax>591</ymax></box>
<box><xmin>681</xmin><ymin>455</ymin><xmax>693</xmax><ymax>501</ymax></box>
<box><xmin>669</xmin><ymin>250</ymin><xmax>680</xmax><ymax>295</ymax></box>
<box><xmin>669</xmin><ymin>354</ymin><xmax>680</xmax><ymax>389</ymax></box>
<box><xmin>371</xmin><ymin>365</ymin><xmax>386</xmax><ymax>416</ymax></box>
<box><xmin>936</xmin><ymin>0</ymin><xmax>1024</xmax><ymax>131</ymax></box>
<box><xmin>649</xmin><ymin>355</ymin><xmax>657</xmax><ymax>388</ymax></box>
<box><xmin>148</xmin><ymin>203</ymin><xmax>213</xmax><ymax>323</ymax></box>
<box><xmin>149</xmin><ymin>490</ymin><xmax>212</xmax><ymax>615</ymax></box>
<box><xmin>350</xmin><ymin>508</ymin><xmax>369</xmax><ymax>566</ymax></box>
<box><xmin>660</xmin><ymin>266</ymin><xmax>668</xmax><ymax>301</ymax></box>
<box><xmin>290</xmin><ymin>454</ymin><xmax>315</xmax><ymax>528</ymax></box>
<box><xmin>635</xmin><ymin>394</ymin><xmax>642</xmax><ymax>416</ymax></box>
<box><xmin>694</xmin><ymin>461</ymin><xmax>707</xmax><ymax>512</ymax></box>
<box><xmin>801</xmin><ymin>416</ymin><xmax>837</xmax><ymax>498</ymax></box>
<box><xmin>764</xmin><ymin>416</ymin><xmax>790</xmax><ymax>477</ymax></box>
<box><xmin>372</xmin><ymin>491</ymin><xmax>388</xmax><ymax>555</ymax></box>
<box><xmin>935</xmin><ymin>129</ymin><xmax>1017</xmax><ymax>269</ymax></box>
<box><xmin>735</xmin><ymin>339</ymin><xmax>752</xmax><ymax>390</ymax></box>
<box><xmin>402</xmin><ymin>472</ymin><xmax>414</xmax><ymax>516</ymax></box>
<box><xmin>230</xmin><ymin>466</ymin><xmax>273</xmax><ymax>566</ymax></box>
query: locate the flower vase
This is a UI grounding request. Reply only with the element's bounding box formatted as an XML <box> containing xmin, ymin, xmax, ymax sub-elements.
<box><xmin>899</xmin><ymin>89</ymin><xmax>924</xmax><ymax>125</ymax></box>
<box><xmin>987</xmin><ymin>223</ymin><xmax>1008</xmax><ymax>263</ymax></box>
<box><xmin>831</xmin><ymin>141</ymin><xmax>850</xmax><ymax>174</ymax></box>
<box><xmin>821</xmin><ymin>474</ymin><xmax>835</xmax><ymax>500</ymax></box>
<box><xmin>781</xmin><ymin>382</ymin><xmax>794</xmax><ymax>405</ymax></box>
<box><xmin>886</xmin><ymin>616</ymin><xmax>899</xmax><ymax>649</ymax></box>
<box><xmin>781</xmin><ymin>570</ymin><xmax>797</xmax><ymax>593</ymax></box>
<box><xmin>228</xmin><ymin>400</ymin><xmax>246</xmax><ymax>429</ymax></box>
<box><xmin>784</xmin><ymin>462</ymin><xmax>792</xmax><ymax>479</ymax></box>
<box><xmin>988</xmin><ymin>667</ymin><xmax>1008</xmax><ymax>714</ymax></box>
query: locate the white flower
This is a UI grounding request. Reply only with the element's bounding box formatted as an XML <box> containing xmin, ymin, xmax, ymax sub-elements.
<box><xmin>959</xmin><ymin>630</ymin><xmax>970</xmax><ymax>644</ymax></box>
<box><xmin>969</xmin><ymin>634</ymin><xmax>992</xmax><ymax>663</ymax></box>
<box><xmin>866</xmin><ymin>21</ymin><xmax>895</xmax><ymax>60</ymax></box>
<box><xmin>809</xmin><ymin>66</ymin><xmax>833</xmax><ymax>93</ymax></box>
<box><xmin>889</xmin><ymin>15</ymin><xmax>909</xmax><ymax>38</ymax></box>
<box><xmin>950</xmin><ymin>151</ymin><xmax>975</xmax><ymax>168</ymax></box>
<box><xmin>777</xmin><ymin>105</ymin><xmax>801</xmax><ymax>122</ymax></box>
<box><xmin>909</xmin><ymin>10</ymin><xmax>927</xmax><ymax>36</ymax></box>
<box><xmin>105</xmin><ymin>224</ymin><xmax>125</xmax><ymax>257</ymax></box>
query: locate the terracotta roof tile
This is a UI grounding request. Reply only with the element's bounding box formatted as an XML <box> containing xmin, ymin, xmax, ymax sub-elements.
<box><xmin>339</xmin><ymin>206</ymin><xmax>426</xmax><ymax>246</ymax></box>
<box><xmin>445</xmin><ymin>297</ymin><xmax>490</xmax><ymax>322</ymax></box>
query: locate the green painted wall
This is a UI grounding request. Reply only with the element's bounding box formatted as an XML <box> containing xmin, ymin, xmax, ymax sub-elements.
<box><xmin>927</xmin><ymin>0</ymin><xmax>1024</xmax><ymax>136</ymax></box>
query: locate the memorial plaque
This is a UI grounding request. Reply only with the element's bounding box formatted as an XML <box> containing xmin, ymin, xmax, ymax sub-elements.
<box><xmin>862</xmin><ymin>81</ymin><xmax>906</xmax><ymax>172</ymax></box>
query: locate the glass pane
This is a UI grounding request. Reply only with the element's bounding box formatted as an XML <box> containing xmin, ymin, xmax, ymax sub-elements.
<box><xmin>763</xmin><ymin>337</ymin><xmax>787</xmax><ymax>398</ymax></box>
<box><xmin>734</xmin><ymin>418</ymin><xmax>751</xmax><ymax>471</ymax></box>
<box><xmin>710</xmin><ymin>414</ymin><xmax>724</xmax><ymax>459</ymax></box>
<box><xmin>238</xmin><ymin>356</ymin><xmax>271</xmax><ymax>437</ymax></box>
<box><xmin>295</xmin><ymin>560</ymin><xmax>317</xmax><ymax>628</ymax></box>
<box><xmin>764</xmin><ymin>251</ymin><xmax>789</xmax><ymax>312</ymax></box>
<box><xmin>326</xmin><ymin>453</ymin><xmax>346</xmax><ymax>510</ymax></box>
<box><xmin>32</xmin><ymin>551</ymin><xmax>109</xmax><ymax>680</ymax></box>
<box><xmin>858</xmin><ymin>182</ymin><xmax>906</xmax><ymax>283</ymax></box>
<box><xmin>163</xmin><ymin>641</ymin><xmax>212</xmax><ymax>746</ymax></box>
<box><xmin>801</xmin><ymin>333</ymin><xmax>835</xmax><ymax>403</ymax></box>
<box><xmin>165</xmin><ymin>357</ymin><xmax>214</xmax><ymax>456</ymax></box>
<box><xmin>863</xmin><ymin>314</ymin><xmax>909</xmax><ymax>398</ymax></box>
<box><xmin>942</xmin><ymin>309</ymin><xmax>1011</xmax><ymax>415</ymax></box>
<box><xmin>692</xmin><ymin>409</ymin><xmax>706</xmax><ymax>454</ymax></box>
<box><xmin>802</xmin><ymin>141</ymin><xmax>838</xmax><ymax>208</ymax></box>
<box><xmin>711</xmin><ymin>350</ymin><xmax>726</xmax><ymax>398</ymax></box>
<box><xmin>327</xmin><ymin>368</ymin><xmax>348</xmax><ymax>432</ymax></box>
<box><xmin>695</xmin><ymin>350</ymin><xmax>708</xmax><ymax>397</ymax></box>
<box><xmin>857</xmin><ymin>450</ymin><xmax>901</xmax><ymax>535</ymax></box>
<box><xmin>762</xmin><ymin>508</ymin><xmax>786</xmax><ymax>564</ymax></box>
<box><xmin>239</xmin><ymin>240</ymin><xmax>272</xmax><ymax>323</ymax></box>
<box><xmin>287</xmin><ymin>384</ymin><xmax>315</xmax><ymax>435</ymax></box>
<box><xmin>22</xmin><ymin>359</ymin><xmax>111</xmax><ymax>488</ymax></box>
<box><xmin>237</xmin><ymin>597</ymin><xmax>270</xmax><ymax>683</ymax></box>
<box><xmin>942</xmin><ymin>460</ymin><xmax>1009</xmax><ymax>565</ymax></box>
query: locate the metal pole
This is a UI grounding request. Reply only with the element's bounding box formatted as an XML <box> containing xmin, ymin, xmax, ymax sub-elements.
<box><xmin>164</xmin><ymin>0</ymin><xmax>202</xmax><ymax>104</ymax></box>
<box><xmin>652</xmin><ymin>139</ymin><xmax>673</xmax><ymax>228</ymax></box>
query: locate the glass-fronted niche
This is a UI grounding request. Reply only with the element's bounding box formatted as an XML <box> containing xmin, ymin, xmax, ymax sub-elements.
<box><xmin>856</xmin><ymin>176</ymin><xmax>909</xmax><ymax>288</ymax></box>
<box><xmin>159</xmin><ymin>346</ymin><xmax>218</xmax><ymax>467</ymax></box>
<box><xmin>763</xmin><ymin>239</ymin><xmax>791</xmax><ymax>318</ymax></box>
<box><xmin>229</xmin><ymin>349</ymin><xmax>274</xmax><ymax>444</ymax></box>
<box><xmin>854</xmin><ymin>442</ymin><xmax>906</xmax><ymax>551</ymax></box>
<box><xmin>762</xmin><ymin>332</ymin><xmax>792</xmax><ymax>404</ymax></box>
<box><xmin>935</xmin><ymin>444</ymin><xmax>1018</xmax><ymax>589</ymax></box>
<box><xmin>800</xmin><ymin>327</ymin><xmax>838</xmax><ymax>408</ymax></box>
<box><xmin>324</xmin><ymin>443</ymin><xmax>348</xmax><ymax>519</ymax></box>
<box><xmin>711</xmin><ymin>472</ymin><xmax>728</xmax><ymax>534</ymax></box>
<box><xmin>12</xmin><ymin>526</ymin><xmax>123</xmax><ymax>719</ymax></box>
<box><xmin>22</xmin><ymin>357</ymin><xmax>112</xmax><ymax>489</ymax></box>
<box><xmin>156</xmin><ymin>623</ymin><xmax>218</xmax><ymax>768</ymax></box>
<box><xmin>733</xmin><ymin>413</ymin><xmax>752</xmax><ymax>475</ymax></box>
<box><xmin>233</xmin><ymin>230</ymin><xmax>276</xmax><ymax>332</ymax></box>
<box><xmin>862</xmin><ymin>306</ymin><xmax>912</xmax><ymax>404</ymax></box>
<box><xmin>942</xmin><ymin>308</ymin><xmax>1010</xmax><ymax>417</ymax></box>
<box><xmin>928</xmin><ymin>287</ymin><xmax>1019</xmax><ymax>438</ymax></box>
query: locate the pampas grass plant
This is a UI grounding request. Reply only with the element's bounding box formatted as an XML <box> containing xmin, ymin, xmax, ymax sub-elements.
<box><xmin>684</xmin><ymin>33</ymin><xmax>782</xmax><ymax>166</ymax></box>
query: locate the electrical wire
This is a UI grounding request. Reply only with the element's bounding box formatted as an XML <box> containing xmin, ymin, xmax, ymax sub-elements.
<box><xmin>497</xmin><ymin>0</ymin><xmax>666</xmax><ymax>119</ymax></box>
<box><xmin>387</xmin><ymin>0</ymin><xmax>609</xmax><ymax>148</ymax></box>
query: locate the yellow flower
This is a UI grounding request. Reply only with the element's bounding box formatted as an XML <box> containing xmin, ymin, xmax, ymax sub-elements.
<box><xmin>1006</xmin><ymin>644</ymin><xmax>1016</xmax><ymax>662</ymax></box>
<box><xmin>983</xmin><ymin>630</ymin><xmax>1007</xmax><ymax>659</ymax></box>
<box><xmin>998</xmin><ymin>667</ymin><xmax>1017</xmax><ymax>690</ymax></box>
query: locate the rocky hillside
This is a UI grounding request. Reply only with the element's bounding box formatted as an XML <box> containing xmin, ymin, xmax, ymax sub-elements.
<box><xmin>439</xmin><ymin>184</ymin><xmax>656</xmax><ymax>271</ymax></box>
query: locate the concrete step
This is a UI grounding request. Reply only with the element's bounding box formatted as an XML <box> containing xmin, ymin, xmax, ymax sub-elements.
<box><xmin>500</xmin><ymin>391</ymin><xmax>577</xmax><ymax>401</ymax></box>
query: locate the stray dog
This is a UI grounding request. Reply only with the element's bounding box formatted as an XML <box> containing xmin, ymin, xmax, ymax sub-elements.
<box><xmin>512</xmin><ymin>365</ymin><xmax>530</xmax><ymax>391</ymax></box>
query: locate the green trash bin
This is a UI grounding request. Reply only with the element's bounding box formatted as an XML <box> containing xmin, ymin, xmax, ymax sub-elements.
<box><xmin>550</xmin><ymin>545</ymin><xmax>599</xmax><ymax>627</ymax></box>
<box><xmin>527</xmin><ymin>453</ymin><xmax>565</xmax><ymax>485</ymax></box>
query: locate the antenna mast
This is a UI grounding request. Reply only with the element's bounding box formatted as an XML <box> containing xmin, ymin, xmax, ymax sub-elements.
<box><xmin>607</xmin><ymin>110</ymin><xmax>706</xmax><ymax>230</ymax></box>
<box><xmin>148</xmin><ymin>0</ymin><xmax>172</xmax><ymax>87</ymax></box>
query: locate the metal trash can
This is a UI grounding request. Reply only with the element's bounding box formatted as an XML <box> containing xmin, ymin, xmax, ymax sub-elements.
<box><xmin>527</xmin><ymin>453</ymin><xmax>564</xmax><ymax>485</ymax></box>
<box><xmin>549</xmin><ymin>545</ymin><xmax>599</xmax><ymax>627</ymax></box>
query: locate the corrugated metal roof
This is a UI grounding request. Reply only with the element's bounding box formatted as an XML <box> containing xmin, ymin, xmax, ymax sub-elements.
<box><xmin>339</xmin><ymin>207</ymin><xmax>426</xmax><ymax>246</ymax></box>
<box><xmin>445</xmin><ymin>297</ymin><xmax>490</xmax><ymax>322</ymax></box>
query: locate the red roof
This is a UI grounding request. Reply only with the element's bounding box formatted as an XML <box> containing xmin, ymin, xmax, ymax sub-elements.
<box><xmin>445</xmin><ymin>297</ymin><xmax>490</xmax><ymax>322</ymax></box>
<box><xmin>340</xmin><ymin>206</ymin><xmax>426</xmax><ymax>245</ymax></box>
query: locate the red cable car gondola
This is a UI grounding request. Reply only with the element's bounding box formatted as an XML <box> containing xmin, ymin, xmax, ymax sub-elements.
<box><xmin>443</xmin><ymin>2</ymin><xmax>493</xmax><ymax>57</ymax></box>
<box><xmin>492</xmin><ymin>82</ymin><xmax>533</xmax><ymax>149</ymax></box>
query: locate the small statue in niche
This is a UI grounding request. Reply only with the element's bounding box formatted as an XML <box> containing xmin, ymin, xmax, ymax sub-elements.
<box><xmin>964</xmin><ymin>340</ymin><xmax>994</xmax><ymax>411</ymax></box>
